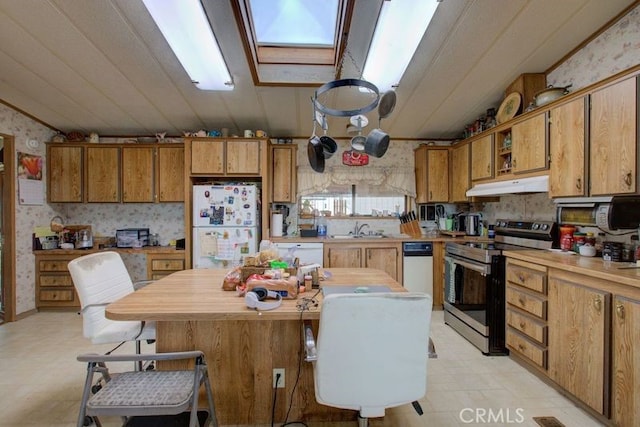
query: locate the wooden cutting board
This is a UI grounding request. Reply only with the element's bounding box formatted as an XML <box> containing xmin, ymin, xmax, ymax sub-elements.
<box><xmin>439</xmin><ymin>230</ymin><xmax>466</xmax><ymax>237</ymax></box>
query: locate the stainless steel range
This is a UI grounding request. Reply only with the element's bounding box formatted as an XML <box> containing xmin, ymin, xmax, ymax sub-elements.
<box><xmin>444</xmin><ymin>219</ymin><xmax>557</xmax><ymax>355</ymax></box>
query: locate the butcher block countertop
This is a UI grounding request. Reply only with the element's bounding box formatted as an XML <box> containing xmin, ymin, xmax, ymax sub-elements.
<box><xmin>504</xmin><ymin>249</ymin><xmax>640</xmax><ymax>289</ymax></box>
<box><xmin>106</xmin><ymin>267</ymin><xmax>403</xmax><ymax>322</ymax></box>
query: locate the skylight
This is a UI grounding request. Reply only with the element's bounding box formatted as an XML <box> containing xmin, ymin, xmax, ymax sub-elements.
<box><xmin>249</xmin><ymin>0</ymin><xmax>339</xmax><ymax>47</ymax></box>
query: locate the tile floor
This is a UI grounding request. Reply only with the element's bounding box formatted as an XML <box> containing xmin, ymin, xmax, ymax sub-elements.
<box><xmin>0</xmin><ymin>310</ymin><xmax>605</xmax><ymax>427</ymax></box>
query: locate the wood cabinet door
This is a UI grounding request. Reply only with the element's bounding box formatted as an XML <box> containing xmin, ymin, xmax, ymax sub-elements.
<box><xmin>122</xmin><ymin>146</ymin><xmax>154</xmax><ymax>202</ymax></box>
<box><xmin>191</xmin><ymin>139</ymin><xmax>224</xmax><ymax>174</ymax></box>
<box><xmin>548</xmin><ymin>274</ymin><xmax>609</xmax><ymax>414</ymax></box>
<box><xmin>549</xmin><ymin>97</ymin><xmax>586</xmax><ymax>197</ymax></box>
<box><xmin>325</xmin><ymin>246</ymin><xmax>361</xmax><ymax>268</ymax></box>
<box><xmin>226</xmin><ymin>140</ymin><xmax>260</xmax><ymax>175</ymax></box>
<box><xmin>612</xmin><ymin>295</ymin><xmax>640</xmax><ymax>426</ymax></box>
<box><xmin>47</xmin><ymin>145</ymin><xmax>83</xmax><ymax>202</ymax></box>
<box><xmin>364</xmin><ymin>246</ymin><xmax>399</xmax><ymax>281</ymax></box>
<box><xmin>158</xmin><ymin>146</ymin><xmax>185</xmax><ymax>202</ymax></box>
<box><xmin>590</xmin><ymin>77</ymin><xmax>637</xmax><ymax>195</ymax></box>
<box><xmin>86</xmin><ymin>146</ymin><xmax>120</xmax><ymax>202</ymax></box>
<box><xmin>427</xmin><ymin>149</ymin><xmax>449</xmax><ymax>202</ymax></box>
<box><xmin>450</xmin><ymin>144</ymin><xmax>469</xmax><ymax>202</ymax></box>
<box><xmin>414</xmin><ymin>146</ymin><xmax>428</xmax><ymax>203</ymax></box>
<box><xmin>271</xmin><ymin>145</ymin><xmax>296</xmax><ymax>202</ymax></box>
<box><xmin>470</xmin><ymin>134</ymin><xmax>493</xmax><ymax>181</ymax></box>
<box><xmin>512</xmin><ymin>113</ymin><xmax>547</xmax><ymax>174</ymax></box>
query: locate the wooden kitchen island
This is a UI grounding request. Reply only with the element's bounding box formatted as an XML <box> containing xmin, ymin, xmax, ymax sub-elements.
<box><xmin>106</xmin><ymin>268</ymin><xmax>404</xmax><ymax>425</ymax></box>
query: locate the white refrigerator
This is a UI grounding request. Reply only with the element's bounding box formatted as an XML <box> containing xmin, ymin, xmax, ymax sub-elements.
<box><xmin>192</xmin><ymin>184</ymin><xmax>259</xmax><ymax>268</ymax></box>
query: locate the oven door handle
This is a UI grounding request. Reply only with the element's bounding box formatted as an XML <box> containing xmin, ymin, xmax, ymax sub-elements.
<box><xmin>445</xmin><ymin>255</ymin><xmax>490</xmax><ymax>276</ymax></box>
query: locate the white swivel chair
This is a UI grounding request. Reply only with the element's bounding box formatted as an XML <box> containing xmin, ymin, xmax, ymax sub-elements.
<box><xmin>68</xmin><ymin>251</ymin><xmax>156</xmax><ymax>359</ymax></box>
<box><xmin>304</xmin><ymin>292</ymin><xmax>433</xmax><ymax>426</ymax></box>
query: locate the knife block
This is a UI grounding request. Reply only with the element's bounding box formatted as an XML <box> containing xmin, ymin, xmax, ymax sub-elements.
<box><xmin>400</xmin><ymin>219</ymin><xmax>422</xmax><ymax>237</ymax></box>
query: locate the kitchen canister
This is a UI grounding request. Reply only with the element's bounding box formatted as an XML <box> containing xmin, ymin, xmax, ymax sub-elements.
<box><xmin>272</xmin><ymin>213</ymin><xmax>283</xmax><ymax>237</ymax></box>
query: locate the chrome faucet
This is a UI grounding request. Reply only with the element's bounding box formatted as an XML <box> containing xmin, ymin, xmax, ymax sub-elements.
<box><xmin>354</xmin><ymin>222</ymin><xmax>370</xmax><ymax>236</ymax></box>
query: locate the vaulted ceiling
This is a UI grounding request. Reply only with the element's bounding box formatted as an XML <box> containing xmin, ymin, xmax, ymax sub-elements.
<box><xmin>0</xmin><ymin>0</ymin><xmax>636</xmax><ymax>140</ymax></box>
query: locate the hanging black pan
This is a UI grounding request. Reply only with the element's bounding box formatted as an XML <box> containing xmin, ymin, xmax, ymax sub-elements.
<box><xmin>308</xmin><ymin>135</ymin><xmax>325</xmax><ymax>173</ymax></box>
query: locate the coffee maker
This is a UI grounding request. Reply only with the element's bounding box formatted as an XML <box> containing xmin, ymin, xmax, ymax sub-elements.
<box><xmin>273</xmin><ymin>204</ymin><xmax>290</xmax><ymax>236</ymax></box>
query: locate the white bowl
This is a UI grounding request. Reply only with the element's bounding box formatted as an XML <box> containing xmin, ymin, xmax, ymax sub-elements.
<box><xmin>579</xmin><ymin>245</ymin><xmax>596</xmax><ymax>257</ymax></box>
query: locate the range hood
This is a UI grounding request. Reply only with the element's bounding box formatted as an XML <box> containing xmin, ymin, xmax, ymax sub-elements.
<box><xmin>466</xmin><ymin>175</ymin><xmax>549</xmax><ymax>197</ymax></box>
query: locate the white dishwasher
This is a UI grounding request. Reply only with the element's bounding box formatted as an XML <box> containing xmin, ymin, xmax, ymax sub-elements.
<box><xmin>274</xmin><ymin>242</ymin><xmax>324</xmax><ymax>267</ymax></box>
<box><xmin>402</xmin><ymin>242</ymin><xmax>433</xmax><ymax>297</ymax></box>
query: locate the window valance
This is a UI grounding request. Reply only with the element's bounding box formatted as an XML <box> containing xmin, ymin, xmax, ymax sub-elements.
<box><xmin>297</xmin><ymin>166</ymin><xmax>416</xmax><ymax>197</ymax></box>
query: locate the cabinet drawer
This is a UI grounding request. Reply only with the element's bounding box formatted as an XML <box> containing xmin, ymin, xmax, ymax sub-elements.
<box><xmin>39</xmin><ymin>289</ymin><xmax>74</xmax><ymax>302</ymax></box>
<box><xmin>507</xmin><ymin>286</ymin><xmax>547</xmax><ymax>319</ymax></box>
<box><xmin>39</xmin><ymin>260</ymin><xmax>70</xmax><ymax>272</ymax></box>
<box><xmin>506</xmin><ymin>263</ymin><xmax>547</xmax><ymax>294</ymax></box>
<box><xmin>151</xmin><ymin>273</ymin><xmax>173</xmax><ymax>280</ymax></box>
<box><xmin>39</xmin><ymin>275</ymin><xmax>73</xmax><ymax>287</ymax></box>
<box><xmin>507</xmin><ymin>308</ymin><xmax>547</xmax><ymax>345</ymax></box>
<box><xmin>151</xmin><ymin>259</ymin><xmax>185</xmax><ymax>271</ymax></box>
<box><xmin>507</xmin><ymin>329</ymin><xmax>547</xmax><ymax>369</ymax></box>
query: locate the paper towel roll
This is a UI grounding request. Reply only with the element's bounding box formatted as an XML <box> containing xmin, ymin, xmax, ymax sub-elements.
<box><xmin>272</xmin><ymin>214</ymin><xmax>283</xmax><ymax>237</ymax></box>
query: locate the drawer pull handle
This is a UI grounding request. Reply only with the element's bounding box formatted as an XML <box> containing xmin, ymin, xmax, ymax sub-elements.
<box><xmin>576</xmin><ymin>177</ymin><xmax>581</xmax><ymax>190</ymax></box>
<box><xmin>487</xmin><ymin>164</ymin><xmax>490</xmax><ymax>174</ymax></box>
<box><xmin>519</xmin><ymin>321</ymin><xmax>526</xmax><ymax>329</ymax></box>
<box><xmin>593</xmin><ymin>295</ymin><xmax>602</xmax><ymax>312</ymax></box>
<box><xmin>624</xmin><ymin>171</ymin><xmax>632</xmax><ymax>187</ymax></box>
<box><xmin>517</xmin><ymin>274</ymin><xmax>525</xmax><ymax>283</ymax></box>
<box><xmin>512</xmin><ymin>158</ymin><xmax>517</xmax><ymax>168</ymax></box>
<box><xmin>616</xmin><ymin>303</ymin><xmax>625</xmax><ymax>320</ymax></box>
<box><xmin>518</xmin><ymin>344</ymin><xmax>525</xmax><ymax>351</ymax></box>
<box><xmin>518</xmin><ymin>297</ymin><xmax>525</xmax><ymax>306</ymax></box>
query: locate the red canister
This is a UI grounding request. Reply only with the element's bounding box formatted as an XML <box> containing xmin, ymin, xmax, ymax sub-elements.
<box><xmin>560</xmin><ymin>225</ymin><xmax>575</xmax><ymax>251</ymax></box>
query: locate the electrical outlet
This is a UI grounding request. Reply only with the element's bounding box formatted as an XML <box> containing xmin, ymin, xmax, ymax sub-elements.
<box><xmin>273</xmin><ymin>368</ymin><xmax>285</xmax><ymax>388</ymax></box>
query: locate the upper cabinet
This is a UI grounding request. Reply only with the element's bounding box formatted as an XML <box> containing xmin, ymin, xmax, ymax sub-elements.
<box><xmin>47</xmin><ymin>142</ymin><xmax>184</xmax><ymax>203</ymax></box>
<box><xmin>270</xmin><ymin>144</ymin><xmax>297</xmax><ymax>203</ymax></box>
<box><xmin>511</xmin><ymin>112</ymin><xmax>548</xmax><ymax>174</ymax></box>
<box><xmin>549</xmin><ymin>97</ymin><xmax>587</xmax><ymax>198</ymax></box>
<box><xmin>415</xmin><ymin>145</ymin><xmax>449</xmax><ymax>203</ymax></box>
<box><xmin>157</xmin><ymin>145</ymin><xmax>185</xmax><ymax>202</ymax></box>
<box><xmin>190</xmin><ymin>138</ymin><xmax>261</xmax><ymax>176</ymax></box>
<box><xmin>47</xmin><ymin>144</ymin><xmax>83</xmax><ymax>202</ymax></box>
<box><xmin>471</xmin><ymin>134</ymin><xmax>494</xmax><ymax>181</ymax></box>
<box><xmin>122</xmin><ymin>146</ymin><xmax>155</xmax><ymax>203</ymax></box>
<box><xmin>589</xmin><ymin>77</ymin><xmax>637</xmax><ymax>196</ymax></box>
<box><xmin>450</xmin><ymin>143</ymin><xmax>470</xmax><ymax>202</ymax></box>
<box><xmin>85</xmin><ymin>146</ymin><xmax>120</xmax><ymax>203</ymax></box>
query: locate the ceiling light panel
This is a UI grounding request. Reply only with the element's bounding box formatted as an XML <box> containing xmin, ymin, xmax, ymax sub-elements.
<box><xmin>363</xmin><ymin>0</ymin><xmax>439</xmax><ymax>92</ymax></box>
<box><xmin>142</xmin><ymin>0</ymin><xmax>234</xmax><ymax>90</ymax></box>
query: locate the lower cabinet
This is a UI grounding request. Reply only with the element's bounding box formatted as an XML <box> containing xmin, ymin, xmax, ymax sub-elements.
<box><xmin>505</xmin><ymin>260</ymin><xmax>640</xmax><ymax>423</ymax></box>
<box><xmin>146</xmin><ymin>252</ymin><xmax>186</xmax><ymax>280</ymax></box>
<box><xmin>505</xmin><ymin>259</ymin><xmax>548</xmax><ymax>370</ymax></box>
<box><xmin>612</xmin><ymin>295</ymin><xmax>640</xmax><ymax>426</ymax></box>
<box><xmin>324</xmin><ymin>242</ymin><xmax>401</xmax><ymax>282</ymax></box>
<box><xmin>35</xmin><ymin>253</ymin><xmax>81</xmax><ymax>309</ymax></box>
<box><xmin>548</xmin><ymin>269</ymin><xmax>609</xmax><ymax>416</ymax></box>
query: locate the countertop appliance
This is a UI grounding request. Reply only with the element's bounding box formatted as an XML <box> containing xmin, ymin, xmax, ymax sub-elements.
<box><xmin>75</xmin><ymin>228</ymin><xmax>93</xmax><ymax>249</ymax></box>
<box><xmin>554</xmin><ymin>195</ymin><xmax>640</xmax><ymax>232</ymax></box>
<box><xmin>192</xmin><ymin>184</ymin><xmax>259</xmax><ymax>268</ymax></box>
<box><xmin>464</xmin><ymin>213</ymin><xmax>482</xmax><ymax>236</ymax></box>
<box><xmin>402</xmin><ymin>242</ymin><xmax>433</xmax><ymax>298</ymax></box>
<box><xmin>444</xmin><ymin>219</ymin><xmax>556</xmax><ymax>355</ymax></box>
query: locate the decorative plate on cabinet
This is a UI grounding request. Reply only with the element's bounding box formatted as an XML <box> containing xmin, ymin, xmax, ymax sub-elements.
<box><xmin>496</xmin><ymin>92</ymin><xmax>522</xmax><ymax>124</ymax></box>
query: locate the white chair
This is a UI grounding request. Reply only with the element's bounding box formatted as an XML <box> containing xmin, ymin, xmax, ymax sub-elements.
<box><xmin>68</xmin><ymin>251</ymin><xmax>156</xmax><ymax>359</ymax></box>
<box><xmin>76</xmin><ymin>351</ymin><xmax>217</xmax><ymax>427</ymax></box>
<box><xmin>304</xmin><ymin>292</ymin><xmax>433</xmax><ymax>426</ymax></box>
